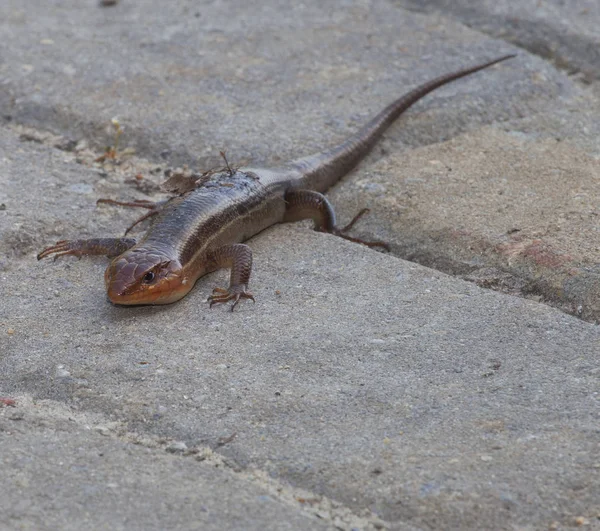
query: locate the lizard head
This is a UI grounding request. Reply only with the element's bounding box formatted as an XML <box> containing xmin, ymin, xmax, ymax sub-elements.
<box><xmin>104</xmin><ymin>249</ymin><xmax>190</xmax><ymax>305</ymax></box>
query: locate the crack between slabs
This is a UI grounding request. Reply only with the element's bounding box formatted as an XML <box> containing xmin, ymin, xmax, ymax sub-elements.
<box><xmin>3</xmin><ymin>396</ymin><xmax>389</xmax><ymax>531</ymax></box>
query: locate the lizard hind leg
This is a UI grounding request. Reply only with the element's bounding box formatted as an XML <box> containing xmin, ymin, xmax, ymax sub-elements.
<box><xmin>96</xmin><ymin>198</ymin><xmax>165</xmax><ymax>235</ymax></box>
<box><xmin>284</xmin><ymin>190</ymin><xmax>389</xmax><ymax>250</ymax></box>
<box><xmin>206</xmin><ymin>244</ymin><xmax>255</xmax><ymax>311</ymax></box>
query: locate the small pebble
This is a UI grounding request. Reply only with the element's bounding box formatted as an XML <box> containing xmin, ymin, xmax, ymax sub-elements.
<box><xmin>67</xmin><ymin>183</ymin><xmax>93</xmax><ymax>194</ymax></box>
<box><xmin>165</xmin><ymin>441</ymin><xmax>188</xmax><ymax>453</ymax></box>
<box><xmin>56</xmin><ymin>366</ymin><xmax>71</xmax><ymax>378</ymax></box>
<box><xmin>75</xmin><ymin>140</ymin><xmax>88</xmax><ymax>151</ymax></box>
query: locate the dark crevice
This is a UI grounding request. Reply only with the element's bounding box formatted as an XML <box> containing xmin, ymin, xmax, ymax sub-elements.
<box><xmin>384</xmin><ymin>239</ymin><xmax>598</xmax><ymax>324</ymax></box>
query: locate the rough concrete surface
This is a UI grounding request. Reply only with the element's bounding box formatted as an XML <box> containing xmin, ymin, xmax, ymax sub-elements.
<box><xmin>1</xmin><ymin>1</ymin><xmax>599</xmax><ymax>530</ymax></box>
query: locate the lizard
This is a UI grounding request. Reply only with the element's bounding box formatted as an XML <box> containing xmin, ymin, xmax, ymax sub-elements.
<box><xmin>38</xmin><ymin>54</ymin><xmax>515</xmax><ymax>310</ymax></box>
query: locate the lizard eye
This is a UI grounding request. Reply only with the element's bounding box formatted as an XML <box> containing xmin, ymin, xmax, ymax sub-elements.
<box><xmin>142</xmin><ymin>271</ymin><xmax>156</xmax><ymax>284</ymax></box>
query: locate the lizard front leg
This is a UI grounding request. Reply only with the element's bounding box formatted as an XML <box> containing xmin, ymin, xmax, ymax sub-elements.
<box><xmin>206</xmin><ymin>244</ymin><xmax>255</xmax><ymax>311</ymax></box>
<box><xmin>284</xmin><ymin>190</ymin><xmax>389</xmax><ymax>250</ymax></box>
<box><xmin>37</xmin><ymin>238</ymin><xmax>137</xmax><ymax>261</ymax></box>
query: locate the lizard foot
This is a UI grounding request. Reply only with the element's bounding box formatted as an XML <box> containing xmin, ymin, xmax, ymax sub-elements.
<box><xmin>37</xmin><ymin>240</ymin><xmax>89</xmax><ymax>261</ymax></box>
<box><xmin>37</xmin><ymin>238</ymin><xmax>137</xmax><ymax>261</ymax></box>
<box><xmin>207</xmin><ymin>285</ymin><xmax>255</xmax><ymax>312</ymax></box>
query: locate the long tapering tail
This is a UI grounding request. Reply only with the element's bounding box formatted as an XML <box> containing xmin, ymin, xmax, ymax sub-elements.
<box><xmin>287</xmin><ymin>54</ymin><xmax>516</xmax><ymax>192</ymax></box>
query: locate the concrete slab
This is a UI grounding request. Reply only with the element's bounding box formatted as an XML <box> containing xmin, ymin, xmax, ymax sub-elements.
<box><xmin>1</xmin><ymin>126</ymin><xmax>598</xmax><ymax>529</ymax></box>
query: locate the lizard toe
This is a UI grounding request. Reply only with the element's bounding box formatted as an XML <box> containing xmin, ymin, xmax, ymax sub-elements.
<box><xmin>207</xmin><ymin>285</ymin><xmax>255</xmax><ymax>311</ymax></box>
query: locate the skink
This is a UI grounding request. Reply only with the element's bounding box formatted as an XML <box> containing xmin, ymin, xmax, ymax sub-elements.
<box><xmin>38</xmin><ymin>55</ymin><xmax>515</xmax><ymax>310</ymax></box>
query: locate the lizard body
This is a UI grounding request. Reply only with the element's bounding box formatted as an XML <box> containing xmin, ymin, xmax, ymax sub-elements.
<box><xmin>38</xmin><ymin>55</ymin><xmax>515</xmax><ymax>309</ymax></box>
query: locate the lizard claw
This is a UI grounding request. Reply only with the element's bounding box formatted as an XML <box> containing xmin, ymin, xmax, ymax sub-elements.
<box><xmin>333</xmin><ymin>208</ymin><xmax>390</xmax><ymax>251</ymax></box>
<box><xmin>37</xmin><ymin>240</ymin><xmax>83</xmax><ymax>261</ymax></box>
<box><xmin>207</xmin><ymin>285</ymin><xmax>255</xmax><ymax>311</ymax></box>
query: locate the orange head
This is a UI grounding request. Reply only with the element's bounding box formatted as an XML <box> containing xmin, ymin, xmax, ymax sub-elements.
<box><xmin>104</xmin><ymin>249</ymin><xmax>190</xmax><ymax>305</ymax></box>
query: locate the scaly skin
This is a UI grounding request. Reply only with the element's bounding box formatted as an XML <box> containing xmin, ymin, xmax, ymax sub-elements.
<box><xmin>38</xmin><ymin>55</ymin><xmax>516</xmax><ymax>309</ymax></box>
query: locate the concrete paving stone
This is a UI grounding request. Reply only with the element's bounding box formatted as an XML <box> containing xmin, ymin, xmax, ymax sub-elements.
<box><xmin>0</xmin><ymin>0</ymin><xmax>579</xmax><ymax>170</ymax></box>
<box><xmin>328</xmin><ymin>119</ymin><xmax>600</xmax><ymax>322</ymax></box>
<box><xmin>396</xmin><ymin>0</ymin><xmax>600</xmax><ymax>82</ymax></box>
<box><xmin>0</xmin><ymin>397</ymin><xmax>335</xmax><ymax>531</ymax></box>
<box><xmin>1</xmin><ymin>128</ymin><xmax>599</xmax><ymax>529</ymax></box>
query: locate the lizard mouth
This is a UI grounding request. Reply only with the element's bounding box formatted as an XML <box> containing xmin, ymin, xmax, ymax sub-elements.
<box><xmin>106</xmin><ymin>275</ymin><xmax>191</xmax><ymax>305</ymax></box>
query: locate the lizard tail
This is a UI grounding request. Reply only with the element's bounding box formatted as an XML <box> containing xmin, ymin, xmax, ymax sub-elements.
<box><xmin>287</xmin><ymin>54</ymin><xmax>516</xmax><ymax>192</ymax></box>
